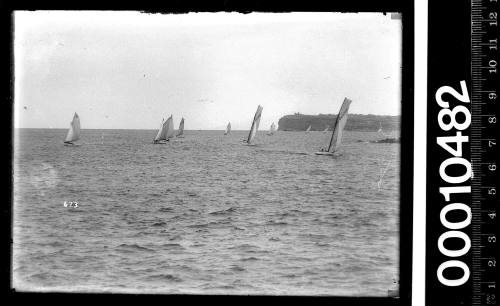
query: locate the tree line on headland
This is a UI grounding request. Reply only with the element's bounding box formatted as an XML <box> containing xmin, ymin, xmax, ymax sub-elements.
<box><xmin>277</xmin><ymin>113</ymin><xmax>401</xmax><ymax>131</ymax></box>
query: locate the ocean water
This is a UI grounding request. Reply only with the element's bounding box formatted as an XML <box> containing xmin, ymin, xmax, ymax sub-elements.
<box><xmin>12</xmin><ymin>129</ymin><xmax>400</xmax><ymax>296</ymax></box>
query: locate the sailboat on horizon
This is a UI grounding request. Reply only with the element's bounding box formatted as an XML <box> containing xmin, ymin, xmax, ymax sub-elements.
<box><xmin>243</xmin><ymin>105</ymin><xmax>263</xmax><ymax>145</ymax></box>
<box><xmin>315</xmin><ymin>97</ymin><xmax>352</xmax><ymax>156</ymax></box>
<box><xmin>153</xmin><ymin>115</ymin><xmax>175</xmax><ymax>144</ymax></box>
<box><xmin>176</xmin><ymin>118</ymin><xmax>185</xmax><ymax>138</ymax></box>
<box><xmin>267</xmin><ymin>122</ymin><xmax>276</xmax><ymax>136</ymax></box>
<box><xmin>224</xmin><ymin>122</ymin><xmax>231</xmax><ymax>135</ymax></box>
<box><xmin>63</xmin><ymin>112</ymin><xmax>81</xmax><ymax>146</ymax></box>
<box><xmin>373</xmin><ymin>120</ymin><xmax>400</xmax><ymax>143</ymax></box>
<box><xmin>305</xmin><ymin>125</ymin><xmax>312</xmax><ymax>133</ymax></box>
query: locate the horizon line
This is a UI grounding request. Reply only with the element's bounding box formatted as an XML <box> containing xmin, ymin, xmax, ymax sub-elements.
<box><xmin>14</xmin><ymin>127</ymin><xmax>400</xmax><ymax>131</ymax></box>
<box><xmin>14</xmin><ymin>113</ymin><xmax>401</xmax><ymax>130</ymax></box>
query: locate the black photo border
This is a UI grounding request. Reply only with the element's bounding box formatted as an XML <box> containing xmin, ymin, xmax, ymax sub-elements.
<box><xmin>426</xmin><ymin>1</ymin><xmax>499</xmax><ymax>305</ymax></box>
<box><xmin>3</xmin><ymin>1</ymin><xmax>414</xmax><ymax>305</ymax></box>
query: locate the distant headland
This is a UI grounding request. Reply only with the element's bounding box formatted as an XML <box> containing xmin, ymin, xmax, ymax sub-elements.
<box><xmin>277</xmin><ymin>113</ymin><xmax>400</xmax><ymax>131</ymax></box>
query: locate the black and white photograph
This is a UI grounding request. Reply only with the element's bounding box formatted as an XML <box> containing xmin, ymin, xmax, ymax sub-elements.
<box><xmin>12</xmin><ymin>11</ymin><xmax>404</xmax><ymax>296</ymax></box>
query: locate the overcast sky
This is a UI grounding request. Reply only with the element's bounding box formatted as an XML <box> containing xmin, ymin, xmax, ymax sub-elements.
<box><xmin>14</xmin><ymin>11</ymin><xmax>402</xmax><ymax>130</ymax></box>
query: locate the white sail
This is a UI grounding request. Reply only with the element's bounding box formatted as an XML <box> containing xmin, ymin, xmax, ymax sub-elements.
<box><xmin>64</xmin><ymin>113</ymin><xmax>81</xmax><ymax>143</ymax></box>
<box><xmin>306</xmin><ymin>125</ymin><xmax>311</xmax><ymax>132</ymax></box>
<box><xmin>165</xmin><ymin>115</ymin><xmax>175</xmax><ymax>139</ymax></box>
<box><xmin>377</xmin><ymin>121</ymin><xmax>394</xmax><ymax>138</ymax></box>
<box><xmin>327</xmin><ymin>98</ymin><xmax>352</xmax><ymax>153</ymax></box>
<box><xmin>224</xmin><ymin>122</ymin><xmax>231</xmax><ymax>135</ymax></box>
<box><xmin>267</xmin><ymin>122</ymin><xmax>276</xmax><ymax>135</ymax></box>
<box><xmin>160</xmin><ymin>119</ymin><xmax>169</xmax><ymax>139</ymax></box>
<box><xmin>177</xmin><ymin>118</ymin><xmax>185</xmax><ymax>137</ymax></box>
<box><xmin>246</xmin><ymin>105</ymin><xmax>263</xmax><ymax>144</ymax></box>
<box><xmin>154</xmin><ymin>118</ymin><xmax>165</xmax><ymax>142</ymax></box>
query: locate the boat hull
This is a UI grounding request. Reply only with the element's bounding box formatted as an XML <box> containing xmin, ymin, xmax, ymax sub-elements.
<box><xmin>153</xmin><ymin>140</ymin><xmax>169</xmax><ymax>144</ymax></box>
<box><xmin>314</xmin><ymin>152</ymin><xmax>333</xmax><ymax>155</ymax></box>
<box><xmin>371</xmin><ymin>137</ymin><xmax>400</xmax><ymax>143</ymax></box>
<box><xmin>314</xmin><ymin>151</ymin><xmax>341</xmax><ymax>156</ymax></box>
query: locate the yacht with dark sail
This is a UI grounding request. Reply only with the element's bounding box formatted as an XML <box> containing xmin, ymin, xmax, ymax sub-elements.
<box><xmin>315</xmin><ymin>98</ymin><xmax>352</xmax><ymax>155</ymax></box>
<box><xmin>243</xmin><ymin>105</ymin><xmax>263</xmax><ymax>145</ymax></box>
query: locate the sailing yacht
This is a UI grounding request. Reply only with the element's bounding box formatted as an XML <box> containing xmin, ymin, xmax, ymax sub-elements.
<box><xmin>373</xmin><ymin>121</ymin><xmax>400</xmax><ymax>143</ymax></box>
<box><xmin>224</xmin><ymin>122</ymin><xmax>231</xmax><ymax>135</ymax></box>
<box><xmin>244</xmin><ymin>105</ymin><xmax>263</xmax><ymax>145</ymax></box>
<box><xmin>267</xmin><ymin>122</ymin><xmax>276</xmax><ymax>136</ymax></box>
<box><xmin>377</xmin><ymin>122</ymin><xmax>383</xmax><ymax>133</ymax></box>
<box><xmin>153</xmin><ymin>118</ymin><xmax>165</xmax><ymax>143</ymax></box>
<box><xmin>153</xmin><ymin>115</ymin><xmax>175</xmax><ymax>143</ymax></box>
<box><xmin>315</xmin><ymin>98</ymin><xmax>352</xmax><ymax>155</ymax></box>
<box><xmin>176</xmin><ymin>118</ymin><xmax>185</xmax><ymax>138</ymax></box>
<box><xmin>63</xmin><ymin>112</ymin><xmax>81</xmax><ymax>146</ymax></box>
